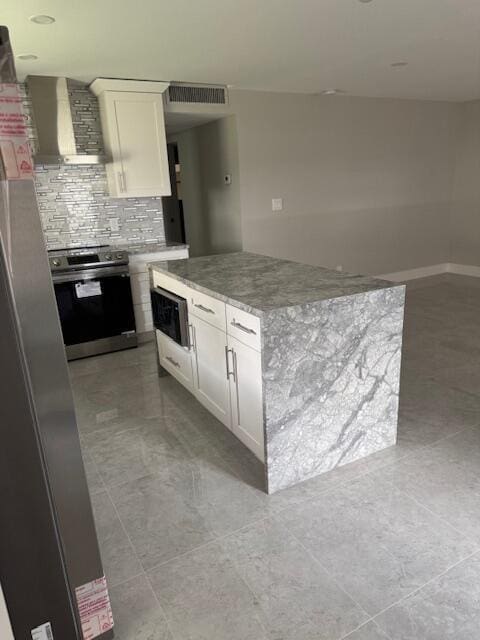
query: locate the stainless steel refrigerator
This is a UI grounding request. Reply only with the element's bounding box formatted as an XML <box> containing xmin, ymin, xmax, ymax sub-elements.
<box><xmin>0</xmin><ymin>26</ymin><xmax>113</xmax><ymax>640</ymax></box>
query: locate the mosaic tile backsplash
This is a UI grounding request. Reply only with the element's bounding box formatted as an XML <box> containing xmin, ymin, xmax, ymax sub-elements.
<box><xmin>22</xmin><ymin>81</ymin><xmax>165</xmax><ymax>249</ymax></box>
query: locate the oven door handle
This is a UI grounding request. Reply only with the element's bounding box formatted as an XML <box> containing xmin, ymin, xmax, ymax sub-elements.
<box><xmin>52</xmin><ymin>266</ymin><xmax>130</xmax><ymax>284</ymax></box>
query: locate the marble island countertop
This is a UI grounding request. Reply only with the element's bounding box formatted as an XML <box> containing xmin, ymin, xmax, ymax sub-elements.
<box><xmin>149</xmin><ymin>250</ymin><xmax>405</xmax><ymax>493</ymax></box>
<box><xmin>149</xmin><ymin>251</ymin><xmax>399</xmax><ymax>315</ymax></box>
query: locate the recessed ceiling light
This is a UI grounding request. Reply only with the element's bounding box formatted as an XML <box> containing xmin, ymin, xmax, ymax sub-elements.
<box><xmin>29</xmin><ymin>14</ymin><xmax>56</xmax><ymax>24</ymax></box>
<box><xmin>391</xmin><ymin>61</ymin><xmax>408</xmax><ymax>68</ymax></box>
<box><xmin>17</xmin><ymin>54</ymin><xmax>38</xmax><ymax>61</ymax></box>
<box><xmin>322</xmin><ymin>89</ymin><xmax>343</xmax><ymax>95</ymax></box>
<box><xmin>358</xmin><ymin>0</ymin><xmax>373</xmax><ymax>3</ymax></box>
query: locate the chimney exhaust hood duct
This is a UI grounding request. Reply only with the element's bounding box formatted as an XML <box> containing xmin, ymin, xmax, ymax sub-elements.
<box><xmin>27</xmin><ymin>75</ymin><xmax>105</xmax><ymax>165</ymax></box>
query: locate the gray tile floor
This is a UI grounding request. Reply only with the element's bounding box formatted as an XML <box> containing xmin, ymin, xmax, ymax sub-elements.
<box><xmin>70</xmin><ymin>274</ymin><xmax>480</xmax><ymax>640</ymax></box>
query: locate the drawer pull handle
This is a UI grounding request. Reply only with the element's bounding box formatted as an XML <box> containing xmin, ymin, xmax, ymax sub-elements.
<box><xmin>166</xmin><ymin>356</ymin><xmax>180</xmax><ymax>368</ymax></box>
<box><xmin>194</xmin><ymin>303</ymin><xmax>215</xmax><ymax>314</ymax></box>
<box><xmin>231</xmin><ymin>319</ymin><xmax>256</xmax><ymax>335</ymax></box>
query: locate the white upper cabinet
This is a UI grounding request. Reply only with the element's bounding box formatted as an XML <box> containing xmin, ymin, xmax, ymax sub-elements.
<box><xmin>91</xmin><ymin>79</ymin><xmax>171</xmax><ymax>198</ymax></box>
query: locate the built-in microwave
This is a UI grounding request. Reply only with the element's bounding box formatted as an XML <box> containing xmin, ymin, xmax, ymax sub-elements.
<box><xmin>150</xmin><ymin>286</ymin><xmax>189</xmax><ymax>347</ymax></box>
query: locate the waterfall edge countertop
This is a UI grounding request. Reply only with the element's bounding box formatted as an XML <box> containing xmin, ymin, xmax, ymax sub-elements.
<box><xmin>148</xmin><ymin>251</ymin><xmax>399</xmax><ymax>316</ymax></box>
<box><xmin>149</xmin><ymin>251</ymin><xmax>405</xmax><ymax>493</ymax></box>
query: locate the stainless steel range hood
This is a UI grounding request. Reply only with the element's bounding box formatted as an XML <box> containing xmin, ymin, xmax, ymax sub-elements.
<box><xmin>27</xmin><ymin>75</ymin><xmax>105</xmax><ymax>165</ymax></box>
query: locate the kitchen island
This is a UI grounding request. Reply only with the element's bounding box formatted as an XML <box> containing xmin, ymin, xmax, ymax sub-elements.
<box><xmin>149</xmin><ymin>252</ymin><xmax>405</xmax><ymax>493</ymax></box>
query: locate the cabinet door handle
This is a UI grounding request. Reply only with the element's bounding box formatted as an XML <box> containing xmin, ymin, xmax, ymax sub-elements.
<box><xmin>233</xmin><ymin>349</ymin><xmax>240</xmax><ymax>424</ymax></box>
<box><xmin>231</xmin><ymin>319</ymin><xmax>256</xmax><ymax>335</ymax></box>
<box><xmin>117</xmin><ymin>171</ymin><xmax>126</xmax><ymax>192</ymax></box>
<box><xmin>225</xmin><ymin>346</ymin><xmax>235</xmax><ymax>380</ymax></box>
<box><xmin>188</xmin><ymin>323</ymin><xmax>196</xmax><ymax>351</ymax></box>
<box><xmin>194</xmin><ymin>303</ymin><xmax>215</xmax><ymax>315</ymax></box>
<box><xmin>166</xmin><ymin>356</ymin><xmax>180</xmax><ymax>368</ymax></box>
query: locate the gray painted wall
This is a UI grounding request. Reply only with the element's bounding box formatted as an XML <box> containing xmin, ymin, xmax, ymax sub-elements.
<box><xmin>450</xmin><ymin>100</ymin><xmax>480</xmax><ymax>266</ymax></box>
<box><xmin>171</xmin><ymin>116</ymin><xmax>242</xmax><ymax>257</ymax></box>
<box><xmin>230</xmin><ymin>90</ymin><xmax>458</xmax><ymax>275</ymax></box>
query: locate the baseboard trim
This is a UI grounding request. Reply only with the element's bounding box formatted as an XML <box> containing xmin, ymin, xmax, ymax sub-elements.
<box><xmin>446</xmin><ymin>263</ymin><xmax>480</xmax><ymax>278</ymax></box>
<box><xmin>378</xmin><ymin>263</ymin><xmax>448</xmax><ymax>282</ymax></box>
<box><xmin>378</xmin><ymin>262</ymin><xmax>480</xmax><ymax>282</ymax></box>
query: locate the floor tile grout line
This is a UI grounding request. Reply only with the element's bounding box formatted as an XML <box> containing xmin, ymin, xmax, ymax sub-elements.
<box><xmin>340</xmin><ymin>618</ymin><xmax>394</xmax><ymax>640</ymax></box>
<box><xmin>217</xmin><ymin>544</ymin><xmax>271</xmax><ymax>640</ymax></box>
<box><xmin>270</xmin><ymin>416</ymin><xmax>480</xmax><ymax>517</ymax></box>
<box><xmin>107</xmin><ymin>569</ymin><xmax>145</xmax><ymax>591</ymax></box>
<box><xmin>75</xmin><ymin>327</ymin><xmax>480</xmax><ymax>637</ymax></box>
<box><xmin>275</xmin><ymin>487</ymin><xmax>479</xmax><ymax>640</ymax></box>
<box><xmin>101</xmin><ymin>485</ymin><xmax>177</xmax><ymax>640</ymax></box>
<box><xmin>144</xmin><ymin>515</ymin><xmax>274</xmax><ymax>575</ymax></box>
<box><xmin>273</xmin><ymin>517</ymin><xmax>372</xmax><ymax>631</ymax></box>
<box><xmin>389</xmin><ymin>483</ymin><xmax>480</xmax><ymax>548</ymax></box>
<box><xmin>144</xmin><ymin>572</ymin><xmax>180</xmax><ymax>640</ymax></box>
<box><xmin>267</xmin><ymin>449</ymin><xmax>417</xmax><ymax>522</ymax></box>
<box><xmin>341</xmin><ymin>548</ymin><xmax>480</xmax><ymax>639</ymax></box>
<box><xmin>362</xmin><ymin>548</ymin><xmax>480</xmax><ymax>633</ymax></box>
<box><xmin>83</xmin><ymin>369</ymin><xmax>479</xmax><ymax>523</ymax></box>
<box><xmin>396</xmin><ymin>422</ymin><xmax>480</xmax><ymax>456</ymax></box>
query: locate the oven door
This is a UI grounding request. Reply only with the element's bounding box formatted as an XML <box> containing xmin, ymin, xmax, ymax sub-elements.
<box><xmin>53</xmin><ymin>265</ymin><xmax>136</xmax><ymax>350</ymax></box>
<box><xmin>150</xmin><ymin>286</ymin><xmax>189</xmax><ymax>347</ymax></box>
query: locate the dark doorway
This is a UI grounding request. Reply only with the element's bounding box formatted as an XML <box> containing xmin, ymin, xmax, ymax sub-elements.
<box><xmin>162</xmin><ymin>143</ymin><xmax>186</xmax><ymax>244</ymax></box>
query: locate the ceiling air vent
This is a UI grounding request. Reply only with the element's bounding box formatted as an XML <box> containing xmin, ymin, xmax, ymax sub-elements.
<box><xmin>166</xmin><ymin>83</ymin><xmax>228</xmax><ymax>106</ymax></box>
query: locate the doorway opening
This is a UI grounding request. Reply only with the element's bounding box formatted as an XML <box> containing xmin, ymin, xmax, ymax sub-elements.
<box><xmin>163</xmin><ymin>115</ymin><xmax>242</xmax><ymax>257</ymax></box>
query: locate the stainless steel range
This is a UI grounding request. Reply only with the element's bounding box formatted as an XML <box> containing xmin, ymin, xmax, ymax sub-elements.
<box><xmin>49</xmin><ymin>245</ymin><xmax>137</xmax><ymax>360</ymax></box>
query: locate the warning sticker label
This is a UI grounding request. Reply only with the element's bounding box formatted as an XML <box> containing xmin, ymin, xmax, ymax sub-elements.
<box><xmin>75</xmin><ymin>576</ymin><xmax>114</xmax><ymax>640</ymax></box>
<box><xmin>0</xmin><ymin>83</ymin><xmax>33</xmax><ymax>180</ymax></box>
<box><xmin>31</xmin><ymin>621</ymin><xmax>54</xmax><ymax>640</ymax></box>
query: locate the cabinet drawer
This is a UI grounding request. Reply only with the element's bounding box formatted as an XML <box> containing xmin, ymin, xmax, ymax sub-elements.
<box><xmin>151</xmin><ymin>270</ymin><xmax>190</xmax><ymax>300</ymax></box>
<box><xmin>226</xmin><ymin>305</ymin><xmax>261</xmax><ymax>351</ymax></box>
<box><xmin>189</xmin><ymin>289</ymin><xmax>226</xmax><ymax>330</ymax></box>
<box><xmin>156</xmin><ymin>330</ymin><xmax>194</xmax><ymax>392</ymax></box>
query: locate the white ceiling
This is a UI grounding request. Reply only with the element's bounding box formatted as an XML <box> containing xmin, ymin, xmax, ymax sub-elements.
<box><xmin>3</xmin><ymin>0</ymin><xmax>480</xmax><ymax>101</ymax></box>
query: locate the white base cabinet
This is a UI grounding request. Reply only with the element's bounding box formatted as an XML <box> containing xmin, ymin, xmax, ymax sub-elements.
<box><xmin>190</xmin><ymin>314</ymin><xmax>231</xmax><ymax>428</ymax></box>
<box><xmin>150</xmin><ymin>269</ymin><xmax>265</xmax><ymax>462</ymax></box>
<box><xmin>227</xmin><ymin>335</ymin><xmax>264</xmax><ymax>460</ymax></box>
<box><xmin>156</xmin><ymin>331</ymin><xmax>194</xmax><ymax>393</ymax></box>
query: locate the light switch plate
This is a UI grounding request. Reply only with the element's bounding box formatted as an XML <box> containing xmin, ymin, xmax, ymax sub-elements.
<box><xmin>272</xmin><ymin>198</ymin><xmax>283</xmax><ymax>212</ymax></box>
<box><xmin>110</xmin><ymin>218</ymin><xmax>119</xmax><ymax>232</ymax></box>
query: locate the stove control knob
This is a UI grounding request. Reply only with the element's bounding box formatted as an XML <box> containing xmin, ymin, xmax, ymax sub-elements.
<box><xmin>52</xmin><ymin>258</ymin><xmax>61</xmax><ymax>267</ymax></box>
<box><xmin>115</xmin><ymin>253</ymin><xmax>124</xmax><ymax>259</ymax></box>
<box><xmin>104</xmin><ymin>253</ymin><xmax>112</xmax><ymax>261</ymax></box>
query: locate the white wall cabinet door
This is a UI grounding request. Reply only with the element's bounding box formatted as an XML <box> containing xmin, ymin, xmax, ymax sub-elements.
<box><xmin>228</xmin><ymin>335</ymin><xmax>264</xmax><ymax>461</ymax></box>
<box><xmin>190</xmin><ymin>314</ymin><xmax>231</xmax><ymax>428</ymax></box>
<box><xmin>93</xmin><ymin>81</ymin><xmax>171</xmax><ymax>198</ymax></box>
